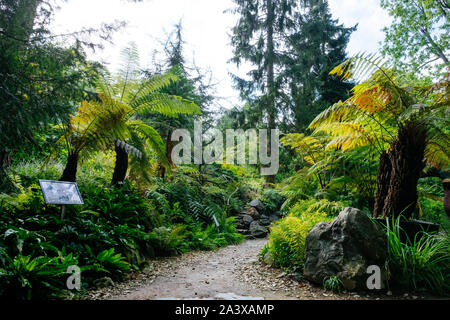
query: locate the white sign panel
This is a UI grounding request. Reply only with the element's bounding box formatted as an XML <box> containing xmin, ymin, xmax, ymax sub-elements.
<box><xmin>39</xmin><ymin>180</ymin><xmax>84</xmax><ymax>205</ymax></box>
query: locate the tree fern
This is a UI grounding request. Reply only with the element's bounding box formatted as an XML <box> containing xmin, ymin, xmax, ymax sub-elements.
<box><xmin>133</xmin><ymin>92</ymin><xmax>201</xmax><ymax>117</ymax></box>
<box><xmin>58</xmin><ymin>44</ymin><xmax>202</xmax><ymax>182</ymax></box>
<box><xmin>311</xmin><ymin>53</ymin><xmax>449</xmax><ymax>218</ymax></box>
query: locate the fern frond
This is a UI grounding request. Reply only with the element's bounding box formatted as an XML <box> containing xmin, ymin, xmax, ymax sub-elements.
<box><xmin>330</xmin><ymin>53</ymin><xmax>391</xmax><ymax>83</ymax></box>
<box><xmin>128</xmin><ymin>121</ymin><xmax>169</xmax><ymax>168</ymax></box>
<box><xmin>129</xmin><ymin>72</ymin><xmax>179</xmax><ymax>102</ymax></box>
<box><xmin>133</xmin><ymin>92</ymin><xmax>201</xmax><ymax>117</ymax></box>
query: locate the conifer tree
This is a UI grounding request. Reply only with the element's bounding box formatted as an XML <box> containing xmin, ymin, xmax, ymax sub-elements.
<box><xmin>229</xmin><ymin>0</ymin><xmax>296</xmax><ymax>182</ymax></box>
<box><xmin>283</xmin><ymin>0</ymin><xmax>355</xmax><ymax>132</ymax></box>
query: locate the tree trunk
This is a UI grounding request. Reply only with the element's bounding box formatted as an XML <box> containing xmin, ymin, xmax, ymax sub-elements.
<box><xmin>444</xmin><ymin>179</ymin><xmax>450</xmax><ymax>218</ymax></box>
<box><xmin>373</xmin><ymin>151</ymin><xmax>392</xmax><ymax>218</ymax></box>
<box><xmin>265</xmin><ymin>0</ymin><xmax>276</xmax><ymax>184</ymax></box>
<box><xmin>381</xmin><ymin>122</ymin><xmax>427</xmax><ymax>219</ymax></box>
<box><xmin>158</xmin><ymin>131</ymin><xmax>174</xmax><ymax>179</ymax></box>
<box><xmin>0</xmin><ymin>151</ymin><xmax>12</xmax><ymax>187</ymax></box>
<box><xmin>60</xmin><ymin>152</ymin><xmax>79</xmax><ymax>182</ymax></box>
<box><xmin>111</xmin><ymin>142</ymin><xmax>129</xmax><ymax>186</ymax></box>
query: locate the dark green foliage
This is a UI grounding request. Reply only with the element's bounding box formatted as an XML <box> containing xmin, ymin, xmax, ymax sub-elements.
<box><xmin>260</xmin><ymin>189</ymin><xmax>284</xmax><ymax>214</ymax></box>
<box><xmin>0</xmin><ymin>250</ymin><xmax>78</xmax><ymax>300</ymax></box>
<box><xmin>0</xmin><ymin>160</ymin><xmax>247</xmax><ymax>299</ymax></box>
<box><xmin>385</xmin><ymin>217</ymin><xmax>450</xmax><ymax>295</ymax></box>
<box><xmin>146</xmin><ymin>164</ymin><xmax>247</xmax><ymax>251</ymax></box>
<box><xmin>0</xmin><ymin>1</ymin><xmax>102</xmax><ymax>188</ymax></box>
<box><xmin>282</xmin><ymin>0</ymin><xmax>355</xmax><ymax>132</ymax></box>
<box><xmin>81</xmin><ymin>247</ymin><xmax>130</xmax><ymax>283</ymax></box>
<box><xmin>323</xmin><ymin>275</ymin><xmax>343</xmax><ymax>294</ymax></box>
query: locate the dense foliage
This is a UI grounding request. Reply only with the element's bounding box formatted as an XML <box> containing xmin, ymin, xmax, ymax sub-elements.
<box><xmin>0</xmin><ymin>0</ymin><xmax>448</xmax><ymax>300</ymax></box>
<box><xmin>0</xmin><ymin>159</ymin><xmax>249</xmax><ymax>299</ymax></box>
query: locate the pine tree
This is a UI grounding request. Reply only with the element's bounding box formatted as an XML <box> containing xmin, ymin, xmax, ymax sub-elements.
<box><xmin>283</xmin><ymin>0</ymin><xmax>355</xmax><ymax>132</ymax></box>
<box><xmin>0</xmin><ymin>0</ymin><xmax>102</xmax><ymax>189</ymax></box>
<box><xmin>144</xmin><ymin>22</ymin><xmax>215</xmax><ymax>178</ymax></box>
<box><xmin>229</xmin><ymin>0</ymin><xmax>297</xmax><ymax>182</ymax></box>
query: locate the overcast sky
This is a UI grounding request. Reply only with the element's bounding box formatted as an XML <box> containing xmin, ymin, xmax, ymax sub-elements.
<box><xmin>50</xmin><ymin>0</ymin><xmax>392</xmax><ymax>110</ymax></box>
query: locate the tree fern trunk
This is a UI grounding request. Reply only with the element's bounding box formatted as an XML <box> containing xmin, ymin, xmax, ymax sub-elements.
<box><xmin>60</xmin><ymin>152</ymin><xmax>79</xmax><ymax>182</ymax></box>
<box><xmin>158</xmin><ymin>131</ymin><xmax>174</xmax><ymax>179</ymax></box>
<box><xmin>111</xmin><ymin>142</ymin><xmax>128</xmax><ymax>186</ymax></box>
<box><xmin>444</xmin><ymin>179</ymin><xmax>450</xmax><ymax>218</ymax></box>
<box><xmin>373</xmin><ymin>151</ymin><xmax>392</xmax><ymax>218</ymax></box>
<box><xmin>381</xmin><ymin>122</ymin><xmax>426</xmax><ymax>219</ymax></box>
<box><xmin>0</xmin><ymin>151</ymin><xmax>12</xmax><ymax>187</ymax></box>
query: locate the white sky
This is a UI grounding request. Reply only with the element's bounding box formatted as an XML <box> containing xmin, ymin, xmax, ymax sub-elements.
<box><xmin>49</xmin><ymin>0</ymin><xmax>392</xmax><ymax>110</ymax></box>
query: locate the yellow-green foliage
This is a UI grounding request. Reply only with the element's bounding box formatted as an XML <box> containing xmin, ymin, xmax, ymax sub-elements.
<box><xmin>264</xmin><ymin>210</ymin><xmax>331</xmax><ymax>268</ymax></box>
<box><xmin>289</xmin><ymin>198</ymin><xmax>347</xmax><ymax>218</ymax></box>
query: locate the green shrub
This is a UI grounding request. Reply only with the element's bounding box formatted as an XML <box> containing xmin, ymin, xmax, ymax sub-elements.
<box><xmin>289</xmin><ymin>198</ymin><xmax>347</xmax><ymax>218</ymax></box>
<box><xmin>0</xmin><ymin>250</ymin><xmax>78</xmax><ymax>300</ymax></box>
<box><xmin>150</xmin><ymin>225</ymin><xmax>186</xmax><ymax>256</ymax></box>
<box><xmin>6</xmin><ymin>160</ymin><xmax>62</xmax><ymax>189</ymax></box>
<box><xmin>417</xmin><ymin>197</ymin><xmax>449</xmax><ymax>230</ymax></box>
<box><xmin>0</xmin><ymin>159</ymin><xmax>251</xmax><ymax>299</ymax></box>
<box><xmin>386</xmin><ymin>218</ymin><xmax>450</xmax><ymax>295</ymax></box>
<box><xmin>260</xmin><ymin>189</ymin><xmax>285</xmax><ymax>214</ymax></box>
<box><xmin>323</xmin><ymin>275</ymin><xmax>343</xmax><ymax>293</ymax></box>
<box><xmin>82</xmin><ymin>247</ymin><xmax>130</xmax><ymax>282</ymax></box>
<box><xmin>263</xmin><ymin>210</ymin><xmax>331</xmax><ymax>268</ymax></box>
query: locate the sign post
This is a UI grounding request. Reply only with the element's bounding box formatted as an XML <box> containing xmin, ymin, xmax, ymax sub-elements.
<box><xmin>39</xmin><ymin>180</ymin><xmax>84</xmax><ymax>220</ymax></box>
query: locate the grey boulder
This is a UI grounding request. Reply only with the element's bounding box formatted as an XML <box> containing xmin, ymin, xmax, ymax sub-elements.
<box><xmin>241</xmin><ymin>206</ymin><xmax>261</xmax><ymax>220</ymax></box>
<box><xmin>236</xmin><ymin>214</ymin><xmax>254</xmax><ymax>229</ymax></box>
<box><xmin>303</xmin><ymin>207</ymin><xmax>387</xmax><ymax>290</ymax></box>
<box><xmin>249</xmin><ymin>199</ymin><xmax>265</xmax><ymax>212</ymax></box>
<box><xmin>249</xmin><ymin>221</ymin><xmax>268</xmax><ymax>238</ymax></box>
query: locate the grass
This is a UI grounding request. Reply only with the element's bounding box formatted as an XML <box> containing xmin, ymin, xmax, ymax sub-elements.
<box><xmin>385</xmin><ymin>217</ymin><xmax>450</xmax><ymax>295</ymax></box>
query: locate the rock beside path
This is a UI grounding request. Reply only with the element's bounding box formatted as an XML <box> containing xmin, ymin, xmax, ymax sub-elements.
<box><xmin>249</xmin><ymin>199</ymin><xmax>265</xmax><ymax>212</ymax></box>
<box><xmin>303</xmin><ymin>207</ymin><xmax>387</xmax><ymax>291</ymax></box>
<box><xmin>249</xmin><ymin>221</ymin><xmax>268</xmax><ymax>238</ymax></box>
<box><xmin>235</xmin><ymin>198</ymin><xmax>282</xmax><ymax>238</ymax></box>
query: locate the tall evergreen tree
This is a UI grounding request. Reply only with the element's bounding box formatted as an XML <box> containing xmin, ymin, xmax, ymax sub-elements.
<box><xmin>283</xmin><ymin>0</ymin><xmax>355</xmax><ymax>132</ymax></box>
<box><xmin>143</xmin><ymin>23</ymin><xmax>215</xmax><ymax>177</ymax></box>
<box><xmin>229</xmin><ymin>0</ymin><xmax>297</xmax><ymax>182</ymax></box>
<box><xmin>0</xmin><ymin>0</ymin><xmax>102</xmax><ymax>188</ymax></box>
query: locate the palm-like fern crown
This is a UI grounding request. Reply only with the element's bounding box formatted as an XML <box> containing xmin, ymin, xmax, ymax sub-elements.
<box><xmin>306</xmin><ymin>53</ymin><xmax>449</xmax><ymax>169</ymax></box>
<box><xmin>62</xmin><ymin>43</ymin><xmax>202</xmax><ymax>169</ymax></box>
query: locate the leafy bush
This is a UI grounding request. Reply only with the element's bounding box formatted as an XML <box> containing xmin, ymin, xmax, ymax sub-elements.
<box><xmin>386</xmin><ymin>218</ymin><xmax>450</xmax><ymax>295</ymax></box>
<box><xmin>417</xmin><ymin>197</ymin><xmax>449</xmax><ymax>230</ymax></box>
<box><xmin>0</xmin><ymin>250</ymin><xmax>78</xmax><ymax>300</ymax></box>
<box><xmin>323</xmin><ymin>275</ymin><xmax>343</xmax><ymax>293</ymax></box>
<box><xmin>0</xmin><ymin>158</ymin><xmax>251</xmax><ymax>299</ymax></box>
<box><xmin>150</xmin><ymin>226</ymin><xmax>186</xmax><ymax>256</ymax></box>
<box><xmin>289</xmin><ymin>198</ymin><xmax>347</xmax><ymax>218</ymax></box>
<box><xmin>82</xmin><ymin>247</ymin><xmax>130</xmax><ymax>282</ymax></box>
<box><xmin>260</xmin><ymin>189</ymin><xmax>285</xmax><ymax>214</ymax></box>
<box><xmin>262</xmin><ymin>210</ymin><xmax>331</xmax><ymax>268</ymax></box>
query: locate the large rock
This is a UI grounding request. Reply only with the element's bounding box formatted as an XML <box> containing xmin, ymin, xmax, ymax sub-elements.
<box><xmin>93</xmin><ymin>276</ymin><xmax>115</xmax><ymax>289</ymax></box>
<box><xmin>249</xmin><ymin>199</ymin><xmax>265</xmax><ymax>212</ymax></box>
<box><xmin>240</xmin><ymin>206</ymin><xmax>261</xmax><ymax>220</ymax></box>
<box><xmin>236</xmin><ymin>214</ymin><xmax>254</xmax><ymax>229</ymax></box>
<box><xmin>269</xmin><ymin>214</ymin><xmax>279</xmax><ymax>222</ymax></box>
<box><xmin>304</xmin><ymin>207</ymin><xmax>387</xmax><ymax>291</ymax></box>
<box><xmin>259</xmin><ymin>218</ymin><xmax>271</xmax><ymax>227</ymax></box>
<box><xmin>249</xmin><ymin>221</ymin><xmax>268</xmax><ymax>238</ymax></box>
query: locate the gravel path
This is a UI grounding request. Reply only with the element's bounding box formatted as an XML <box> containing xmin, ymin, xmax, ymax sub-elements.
<box><xmin>86</xmin><ymin>239</ymin><xmax>432</xmax><ymax>300</ymax></box>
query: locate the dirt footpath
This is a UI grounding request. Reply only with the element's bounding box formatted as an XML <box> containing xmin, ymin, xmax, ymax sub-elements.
<box><xmin>86</xmin><ymin>239</ymin><xmax>428</xmax><ymax>300</ymax></box>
